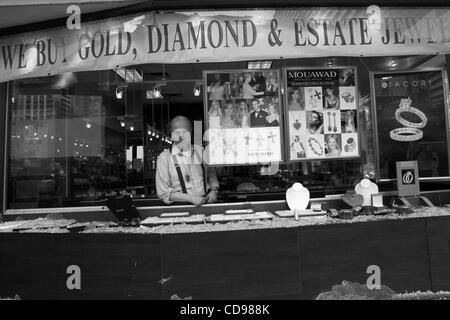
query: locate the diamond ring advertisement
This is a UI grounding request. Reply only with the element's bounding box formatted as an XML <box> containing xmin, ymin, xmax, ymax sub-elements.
<box><xmin>372</xmin><ymin>70</ymin><xmax>449</xmax><ymax>180</ymax></box>
<box><xmin>390</xmin><ymin>97</ymin><xmax>427</xmax><ymax>142</ymax></box>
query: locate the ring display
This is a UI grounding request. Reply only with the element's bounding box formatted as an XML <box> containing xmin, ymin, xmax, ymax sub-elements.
<box><xmin>390</xmin><ymin>127</ymin><xmax>423</xmax><ymax>142</ymax></box>
<box><xmin>341</xmin><ymin>92</ymin><xmax>355</xmax><ymax>103</ymax></box>
<box><xmin>389</xmin><ymin>97</ymin><xmax>427</xmax><ymax>143</ymax></box>
<box><xmin>373</xmin><ymin>70</ymin><xmax>449</xmax><ymax>180</ymax></box>
<box><xmin>395</xmin><ymin>106</ymin><xmax>427</xmax><ymax>129</ymax></box>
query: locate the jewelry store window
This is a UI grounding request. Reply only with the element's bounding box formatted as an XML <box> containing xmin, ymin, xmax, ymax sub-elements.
<box><xmin>6</xmin><ymin>55</ymin><xmax>449</xmax><ymax>210</ymax></box>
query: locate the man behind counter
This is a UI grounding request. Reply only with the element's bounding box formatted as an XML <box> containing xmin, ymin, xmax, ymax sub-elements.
<box><xmin>156</xmin><ymin>116</ymin><xmax>219</xmax><ymax>206</ymax></box>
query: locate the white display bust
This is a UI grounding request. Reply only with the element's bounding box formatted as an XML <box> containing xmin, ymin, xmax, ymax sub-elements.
<box><xmin>286</xmin><ymin>182</ymin><xmax>310</xmax><ymax>211</ymax></box>
<box><xmin>354</xmin><ymin>178</ymin><xmax>379</xmax><ymax>206</ymax></box>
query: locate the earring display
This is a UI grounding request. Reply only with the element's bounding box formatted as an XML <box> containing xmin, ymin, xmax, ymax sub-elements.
<box><xmin>327</xmin><ymin>112</ymin><xmax>332</xmax><ymax>132</ymax></box>
<box><xmin>332</xmin><ymin>112</ymin><xmax>337</xmax><ymax>132</ymax></box>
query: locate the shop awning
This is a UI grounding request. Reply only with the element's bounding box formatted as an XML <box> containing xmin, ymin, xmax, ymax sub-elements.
<box><xmin>0</xmin><ymin>6</ymin><xmax>450</xmax><ymax>82</ymax></box>
<box><xmin>0</xmin><ymin>0</ymin><xmax>146</xmax><ymax>31</ymax></box>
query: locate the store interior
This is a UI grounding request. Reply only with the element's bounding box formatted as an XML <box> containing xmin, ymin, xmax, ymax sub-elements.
<box><xmin>6</xmin><ymin>54</ymin><xmax>449</xmax><ymax>209</ymax></box>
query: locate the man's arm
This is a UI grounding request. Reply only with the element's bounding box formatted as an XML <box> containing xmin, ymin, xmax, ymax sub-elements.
<box><xmin>169</xmin><ymin>192</ymin><xmax>205</xmax><ymax>206</ymax></box>
<box><xmin>155</xmin><ymin>154</ymin><xmax>175</xmax><ymax>205</ymax></box>
<box><xmin>205</xmin><ymin>166</ymin><xmax>219</xmax><ymax>203</ymax></box>
<box><xmin>207</xmin><ymin>166</ymin><xmax>219</xmax><ymax>190</ymax></box>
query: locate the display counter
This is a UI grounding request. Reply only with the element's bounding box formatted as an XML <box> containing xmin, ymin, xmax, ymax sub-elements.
<box><xmin>1</xmin><ymin>204</ymin><xmax>450</xmax><ymax>300</ymax></box>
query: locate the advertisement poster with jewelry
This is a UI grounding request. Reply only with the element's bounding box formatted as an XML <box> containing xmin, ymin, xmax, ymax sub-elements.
<box><xmin>203</xmin><ymin>69</ymin><xmax>283</xmax><ymax>166</ymax></box>
<box><xmin>283</xmin><ymin>67</ymin><xmax>360</xmax><ymax>161</ymax></box>
<box><xmin>372</xmin><ymin>69</ymin><xmax>450</xmax><ymax>181</ymax></box>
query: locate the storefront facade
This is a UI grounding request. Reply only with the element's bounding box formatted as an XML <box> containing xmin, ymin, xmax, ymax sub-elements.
<box><xmin>1</xmin><ymin>2</ymin><xmax>450</xmax><ymax>218</ymax></box>
<box><xmin>3</xmin><ymin>1</ymin><xmax>450</xmax><ymax>300</ymax></box>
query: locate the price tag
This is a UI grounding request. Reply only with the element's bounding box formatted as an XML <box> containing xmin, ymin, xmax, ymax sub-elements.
<box><xmin>371</xmin><ymin>194</ymin><xmax>384</xmax><ymax>208</ymax></box>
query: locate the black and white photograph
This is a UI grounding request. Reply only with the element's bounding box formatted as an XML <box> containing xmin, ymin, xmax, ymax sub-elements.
<box><xmin>1</xmin><ymin>1</ymin><xmax>450</xmax><ymax>307</ymax></box>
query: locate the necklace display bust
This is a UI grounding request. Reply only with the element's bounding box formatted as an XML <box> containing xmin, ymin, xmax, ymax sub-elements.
<box><xmin>354</xmin><ymin>179</ymin><xmax>379</xmax><ymax>206</ymax></box>
<box><xmin>286</xmin><ymin>182</ymin><xmax>310</xmax><ymax>211</ymax></box>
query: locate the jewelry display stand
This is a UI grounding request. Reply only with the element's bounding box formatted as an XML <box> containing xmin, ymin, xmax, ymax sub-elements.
<box><xmin>286</xmin><ymin>183</ymin><xmax>310</xmax><ymax>211</ymax></box>
<box><xmin>391</xmin><ymin>195</ymin><xmax>435</xmax><ymax>209</ymax></box>
<box><xmin>354</xmin><ymin>179</ymin><xmax>379</xmax><ymax>207</ymax></box>
<box><xmin>282</xmin><ymin>182</ymin><xmax>323</xmax><ymax>220</ymax></box>
<box><xmin>393</xmin><ymin>160</ymin><xmax>435</xmax><ymax>210</ymax></box>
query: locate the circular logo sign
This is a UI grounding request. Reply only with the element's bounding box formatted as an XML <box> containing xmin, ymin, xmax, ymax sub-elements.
<box><xmin>402</xmin><ymin>170</ymin><xmax>414</xmax><ymax>184</ymax></box>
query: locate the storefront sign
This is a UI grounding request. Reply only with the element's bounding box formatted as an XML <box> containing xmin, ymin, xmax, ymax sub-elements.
<box><xmin>203</xmin><ymin>69</ymin><xmax>283</xmax><ymax>165</ymax></box>
<box><xmin>396</xmin><ymin>160</ymin><xmax>420</xmax><ymax>196</ymax></box>
<box><xmin>283</xmin><ymin>66</ymin><xmax>360</xmax><ymax>161</ymax></box>
<box><xmin>1</xmin><ymin>8</ymin><xmax>450</xmax><ymax>82</ymax></box>
<box><xmin>372</xmin><ymin>69</ymin><xmax>450</xmax><ymax>180</ymax></box>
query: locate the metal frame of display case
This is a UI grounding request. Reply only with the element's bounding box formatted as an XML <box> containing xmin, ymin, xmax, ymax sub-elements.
<box><xmin>282</xmin><ymin>65</ymin><xmax>362</xmax><ymax>163</ymax></box>
<box><xmin>370</xmin><ymin>67</ymin><xmax>450</xmax><ymax>182</ymax></box>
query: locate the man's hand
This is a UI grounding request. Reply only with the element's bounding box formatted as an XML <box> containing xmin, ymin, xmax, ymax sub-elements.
<box><xmin>189</xmin><ymin>195</ymin><xmax>206</xmax><ymax>206</ymax></box>
<box><xmin>205</xmin><ymin>190</ymin><xmax>218</xmax><ymax>204</ymax></box>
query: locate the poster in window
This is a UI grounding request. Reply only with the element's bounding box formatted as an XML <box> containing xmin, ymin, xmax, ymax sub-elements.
<box><xmin>372</xmin><ymin>69</ymin><xmax>450</xmax><ymax>180</ymax></box>
<box><xmin>203</xmin><ymin>70</ymin><xmax>283</xmax><ymax>165</ymax></box>
<box><xmin>283</xmin><ymin>67</ymin><xmax>360</xmax><ymax>162</ymax></box>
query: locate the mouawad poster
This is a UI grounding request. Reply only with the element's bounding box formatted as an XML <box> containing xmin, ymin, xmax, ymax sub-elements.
<box><xmin>372</xmin><ymin>69</ymin><xmax>450</xmax><ymax>180</ymax></box>
<box><xmin>283</xmin><ymin>66</ymin><xmax>360</xmax><ymax>162</ymax></box>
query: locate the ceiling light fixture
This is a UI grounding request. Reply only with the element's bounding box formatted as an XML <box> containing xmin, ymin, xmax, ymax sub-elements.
<box><xmin>114</xmin><ymin>68</ymin><xmax>142</xmax><ymax>82</ymax></box>
<box><xmin>153</xmin><ymin>84</ymin><xmax>161</xmax><ymax>98</ymax></box>
<box><xmin>327</xmin><ymin>57</ymin><xmax>333</xmax><ymax>67</ymax></box>
<box><xmin>247</xmin><ymin>60</ymin><xmax>272</xmax><ymax>69</ymax></box>
<box><xmin>116</xmin><ymin>87</ymin><xmax>125</xmax><ymax>99</ymax></box>
<box><xmin>390</xmin><ymin>57</ymin><xmax>399</xmax><ymax>67</ymax></box>
<box><xmin>193</xmin><ymin>84</ymin><xmax>201</xmax><ymax>97</ymax></box>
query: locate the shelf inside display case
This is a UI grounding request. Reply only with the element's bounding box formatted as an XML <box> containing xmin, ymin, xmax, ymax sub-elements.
<box><xmin>208</xmin><ymin>211</ymin><xmax>273</xmax><ymax>223</ymax></box>
<box><xmin>274</xmin><ymin>209</ymin><xmax>327</xmax><ymax>218</ymax></box>
<box><xmin>140</xmin><ymin>214</ymin><xmax>205</xmax><ymax>226</ymax></box>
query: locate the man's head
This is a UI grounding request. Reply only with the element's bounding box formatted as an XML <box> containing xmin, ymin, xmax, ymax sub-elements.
<box><xmin>170</xmin><ymin>116</ymin><xmax>192</xmax><ymax>150</ymax></box>
<box><xmin>251</xmin><ymin>100</ymin><xmax>259</xmax><ymax>111</ymax></box>
<box><xmin>170</xmin><ymin>116</ymin><xmax>192</xmax><ymax>133</ymax></box>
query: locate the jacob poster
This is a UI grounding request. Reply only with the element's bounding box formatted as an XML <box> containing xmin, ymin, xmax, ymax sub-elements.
<box><xmin>372</xmin><ymin>69</ymin><xmax>450</xmax><ymax>180</ymax></box>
